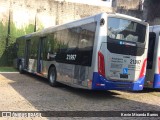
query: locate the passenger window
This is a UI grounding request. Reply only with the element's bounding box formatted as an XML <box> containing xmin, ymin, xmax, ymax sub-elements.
<box><xmin>78</xmin><ymin>22</ymin><xmax>96</xmax><ymax>49</ymax></box>
<box><xmin>68</xmin><ymin>28</ymin><xmax>78</xmax><ymax>48</ymax></box>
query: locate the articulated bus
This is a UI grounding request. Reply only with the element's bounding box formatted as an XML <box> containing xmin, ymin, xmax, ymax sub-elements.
<box><xmin>145</xmin><ymin>25</ymin><xmax>160</xmax><ymax>88</ymax></box>
<box><xmin>14</xmin><ymin>13</ymin><xmax>149</xmax><ymax>91</ymax></box>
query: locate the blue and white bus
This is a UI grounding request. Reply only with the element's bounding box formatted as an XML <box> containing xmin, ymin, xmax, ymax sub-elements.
<box><xmin>14</xmin><ymin>13</ymin><xmax>149</xmax><ymax>91</ymax></box>
<box><xmin>145</xmin><ymin>25</ymin><xmax>160</xmax><ymax>88</ymax></box>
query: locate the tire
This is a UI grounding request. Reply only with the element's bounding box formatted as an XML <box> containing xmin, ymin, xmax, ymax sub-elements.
<box><xmin>48</xmin><ymin>67</ymin><xmax>58</xmax><ymax>87</ymax></box>
<box><xmin>18</xmin><ymin>62</ymin><xmax>24</xmax><ymax>74</ymax></box>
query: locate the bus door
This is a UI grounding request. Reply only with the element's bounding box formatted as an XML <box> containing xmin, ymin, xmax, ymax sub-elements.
<box><xmin>25</xmin><ymin>39</ymin><xmax>31</xmax><ymax>69</ymax></box>
<box><xmin>37</xmin><ymin>37</ymin><xmax>46</xmax><ymax>73</ymax></box>
<box><xmin>145</xmin><ymin>32</ymin><xmax>156</xmax><ymax>87</ymax></box>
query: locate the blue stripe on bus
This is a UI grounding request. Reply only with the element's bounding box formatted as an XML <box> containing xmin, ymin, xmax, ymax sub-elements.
<box><xmin>91</xmin><ymin>72</ymin><xmax>145</xmax><ymax>91</ymax></box>
<box><xmin>153</xmin><ymin>74</ymin><xmax>160</xmax><ymax>88</ymax></box>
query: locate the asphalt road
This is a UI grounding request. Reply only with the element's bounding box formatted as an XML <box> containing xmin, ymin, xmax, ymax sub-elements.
<box><xmin>0</xmin><ymin>73</ymin><xmax>160</xmax><ymax>120</ymax></box>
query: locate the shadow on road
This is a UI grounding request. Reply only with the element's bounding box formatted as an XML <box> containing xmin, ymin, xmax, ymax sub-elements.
<box><xmin>1</xmin><ymin>72</ymin><xmax>120</xmax><ymax>99</ymax></box>
<box><xmin>1</xmin><ymin>73</ymin><xmax>160</xmax><ymax>112</ymax></box>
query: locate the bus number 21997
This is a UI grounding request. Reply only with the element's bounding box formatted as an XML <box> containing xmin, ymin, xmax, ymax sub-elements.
<box><xmin>66</xmin><ymin>54</ymin><xmax>77</xmax><ymax>60</ymax></box>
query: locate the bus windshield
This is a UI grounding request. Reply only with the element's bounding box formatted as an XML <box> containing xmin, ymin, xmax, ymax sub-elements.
<box><xmin>107</xmin><ymin>17</ymin><xmax>146</xmax><ymax>43</ymax></box>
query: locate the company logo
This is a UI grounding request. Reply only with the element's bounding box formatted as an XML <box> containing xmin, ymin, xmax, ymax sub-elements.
<box><xmin>119</xmin><ymin>41</ymin><xmax>136</xmax><ymax>46</ymax></box>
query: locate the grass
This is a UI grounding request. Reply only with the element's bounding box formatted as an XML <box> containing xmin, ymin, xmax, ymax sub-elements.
<box><xmin>0</xmin><ymin>67</ymin><xmax>18</xmax><ymax>72</ymax></box>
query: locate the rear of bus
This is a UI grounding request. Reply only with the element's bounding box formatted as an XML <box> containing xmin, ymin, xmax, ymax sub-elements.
<box><xmin>91</xmin><ymin>13</ymin><xmax>149</xmax><ymax>91</ymax></box>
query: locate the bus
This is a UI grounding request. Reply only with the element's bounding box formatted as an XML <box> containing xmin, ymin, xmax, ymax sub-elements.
<box><xmin>14</xmin><ymin>12</ymin><xmax>149</xmax><ymax>91</ymax></box>
<box><xmin>145</xmin><ymin>25</ymin><xmax>160</xmax><ymax>88</ymax></box>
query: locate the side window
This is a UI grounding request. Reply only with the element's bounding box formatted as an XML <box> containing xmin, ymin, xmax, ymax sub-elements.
<box><xmin>78</xmin><ymin>22</ymin><xmax>96</xmax><ymax>49</ymax></box>
<box><xmin>52</xmin><ymin>22</ymin><xmax>96</xmax><ymax>66</ymax></box>
<box><xmin>46</xmin><ymin>34</ymin><xmax>56</xmax><ymax>60</ymax></box>
<box><xmin>46</xmin><ymin>33</ymin><xmax>58</xmax><ymax>54</ymax></box>
<box><xmin>76</xmin><ymin>22</ymin><xmax>96</xmax><ymax>66</ymax></box>
<box><xmin>59</xmin><ymin>29</ymin><xmax>69</xmax><ymax>52</ymax></box>
<box><xmin>55</xmin><ymin>31</ymin><xmax>65</xmax><ymax>52</ymax></box>
<box><xmin>68</xmin><ymin>28</ymin><xmax>78</xmax><ymax>49</ymax></box>
<box><xmin>46</xmin><ymin>31</ymin><xmax>68</xmax><ymax>60</ymax></box>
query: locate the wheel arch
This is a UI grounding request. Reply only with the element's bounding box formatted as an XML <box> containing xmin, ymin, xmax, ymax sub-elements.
<box><xmin>48</xmin><ymin>64</ymin><xmax>58</xmax><ymax>87</ymax></box>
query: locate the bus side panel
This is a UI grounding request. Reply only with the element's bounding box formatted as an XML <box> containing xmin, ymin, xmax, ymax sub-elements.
<box><xmin>73</xmin><ymin>65</ymin><xmax>92</xmax><ymax>88</ymax></box>
<box><xmin>55</xmin><ymin>63</ymin><xmax>92</xmax><ymax>88</ymax></box>
<box><xmin>153</xmin><ymin>74</ymin><xmax>160</xmax><ymax>88</ymax></box>
<box><xmin>56</xmin><ymin>63</ymin><xmax>75</xmax><ymax>84</ymax></box>
<box><xmin>54</xmin><ymin>23</ymin><xmax>96</xmax><ymax>88</ymax></box>
<box><xmin>153</xmin><ymin>33</ymin><xmax>160</xmax><ymax>88</ymax></box>
<box><xmin>42</xmin><ymin>21</ymin><xmax>97</xmax><ymax>89</ymax></box>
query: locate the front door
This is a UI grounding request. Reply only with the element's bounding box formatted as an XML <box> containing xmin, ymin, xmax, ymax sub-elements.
<box><xmin>37</xmin><ymin>37</ymin><xmax>46</xmax><ymax>73</ymax></box>
<box><xmin>25</xmin><ymin>39</ymin><xmax>31</xmax><ymax>69</ymax></box>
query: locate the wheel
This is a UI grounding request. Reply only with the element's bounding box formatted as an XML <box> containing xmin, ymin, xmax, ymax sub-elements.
<box><xmin>18</xmin><ymin>62</ymin><xmax>24</xmax><ymax>74</ymax></box>
<box><xmin>48</xmin><ymin>67</ymin><xmax>58</xmax><ymax>87</ymax></box>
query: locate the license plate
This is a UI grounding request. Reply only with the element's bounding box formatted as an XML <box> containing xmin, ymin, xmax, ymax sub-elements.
<box><xmin>120</xmin><ymin>74</ymin><xmax>128</xmax><ymax>78</ymax></box>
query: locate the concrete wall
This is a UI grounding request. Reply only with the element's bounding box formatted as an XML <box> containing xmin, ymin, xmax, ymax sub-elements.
<box><xmin>55</xmin><ymin>0</ymin><xmax>113</xmax><ymax>7</ymax></box>
<box><xmin>0</xmin><ymin>0</ymin><xmax>113</xmax><ymax>66</ymax></box>
<box><xmin>10</xmin><ymin>0</ymin><xmax>113</xmax><ymax>28</ymax></box>
<box><xmin>115</xmin><ymin>0</ymin><xmax>160</xmax><ymax>25</ymax></box>
<box><xmin>143</xmin><ymin>0</ymin><xmax>160</xmax><ymax>25</ymax></box>
<box><xmin>115</xmin><ymin>0</ymin><xmax>141</xmax><ymax>10</ymax></box>
<box><xmin>1</xmin><ymin>0</ymin><xmax>159</xmax><ymax>66</ymax></box>
<box><xmin>113</xmin><ymin>0</ymin><xmax>144</xmax><ymax>19</ymax></box>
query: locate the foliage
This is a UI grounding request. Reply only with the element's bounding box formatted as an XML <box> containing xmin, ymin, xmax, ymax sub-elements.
<box><xmin>0</xmin><ymin>67</ymin><xmax>18</xmax><ymax>72</ymax></box>
<box><xmin>0</xmin><ymin>22</ymin><xmax>8</xmax><ymax>66</ymax></box>
<box><xmin>0</xmin><ymin>21</ymin><xmax>38</xmax><ymax>66</ymax></box>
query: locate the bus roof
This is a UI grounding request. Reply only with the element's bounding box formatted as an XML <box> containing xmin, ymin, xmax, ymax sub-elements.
<box><xmin>17</xmin><ymin>12</ymin><xmax>146</xmax><ymax>39</ymax></box>
<box><xmin>114</xmin><ymin>13</ymin><xmax>143</xmax><ymax>22</ymax></box>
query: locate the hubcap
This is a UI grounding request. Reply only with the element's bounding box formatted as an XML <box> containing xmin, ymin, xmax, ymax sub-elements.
<box><xmin>50</xmin><ymin>70</ymin><xmax>55</xmax><ymax>83</ymax></box>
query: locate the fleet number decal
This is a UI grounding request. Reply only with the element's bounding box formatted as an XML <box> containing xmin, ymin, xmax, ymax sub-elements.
<box><xmin>66</xmin><ymin>54</ymin><xmax>77</xmax><ymax>60</ymax></box>
<box><xmin>130</xmin><ymin>59</ymin><xmax>141</xmax><ymax>64</ymax></box>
